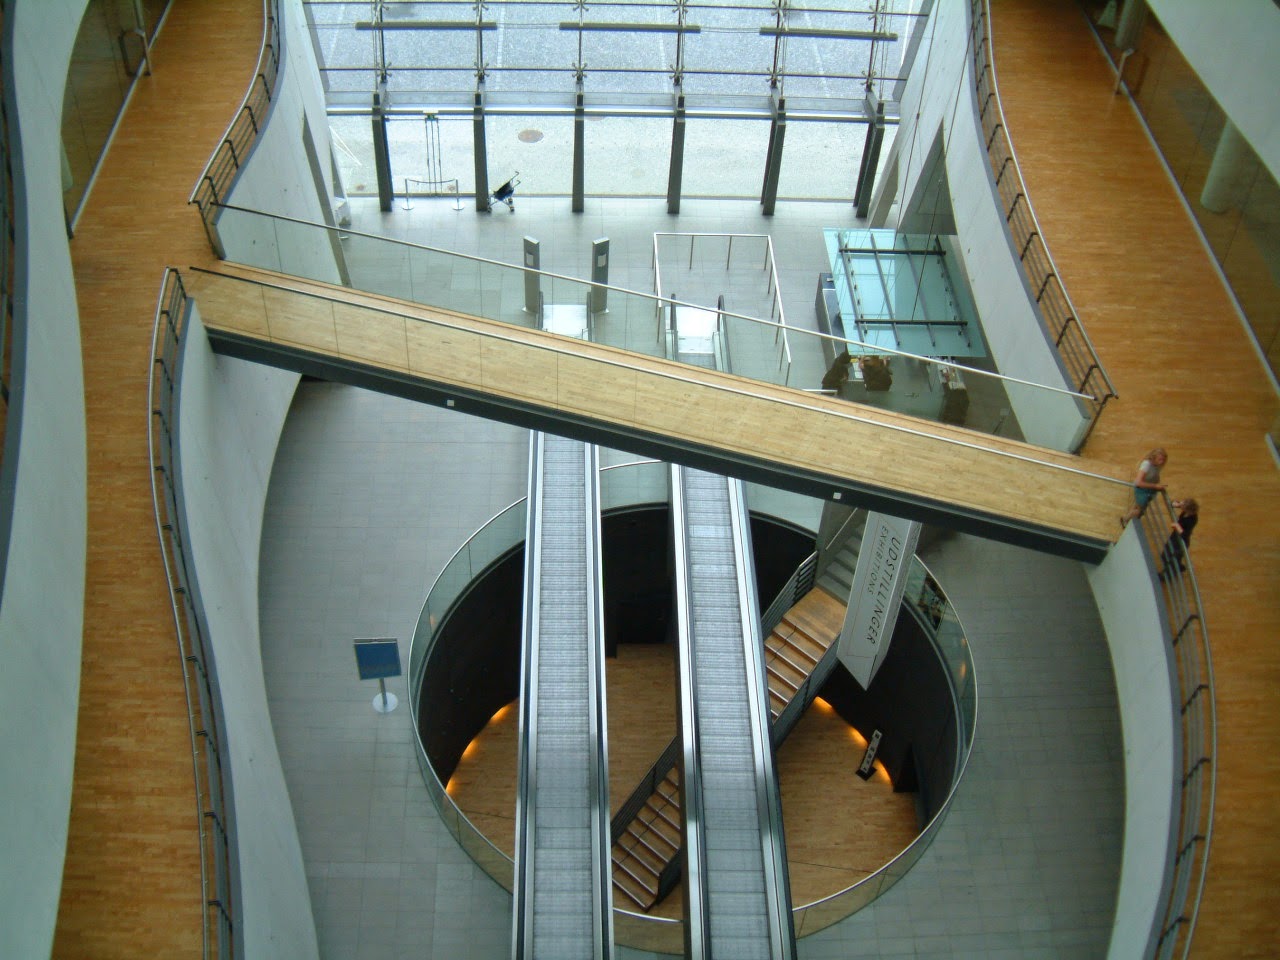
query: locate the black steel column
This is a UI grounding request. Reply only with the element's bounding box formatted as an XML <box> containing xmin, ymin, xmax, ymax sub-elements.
<box><xmin>572</xmin><ymin>84</ymin><xmax>585</xmax><ymax>213</ymax></box>
<box><xmin>473</xmin><ymin>83</ymin><xmax>490</xmax><ymax>212</ymax></box>
<box><xmin>371</xmin><ymin>91</ymin><xmax>393</xmax><ymax>212</ymax></box>
<box><xmin>760</xmin><ymin>96</ymin><xmax>786</xmax><ymax>216</ymax></box>
<box><xmin>667</xmin><ymin>92</ymin><xmax>686</xmax><ymax>215</ymax></box>
<box><xmin>854</xmin><ymin>101</ymin><xmax>885</xmax><ymax>218</ymax></box>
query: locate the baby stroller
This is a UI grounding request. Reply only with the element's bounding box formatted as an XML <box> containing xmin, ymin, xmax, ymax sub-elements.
<box><xmin>491</xmin><ymin>172</ymin><xmax>520</xmax><ymax>212</ymax></box>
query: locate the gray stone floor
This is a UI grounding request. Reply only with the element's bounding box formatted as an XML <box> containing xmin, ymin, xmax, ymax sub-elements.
<box><xmin>257</xmin><ymin>195</ymin><xmax>1124</xmax><ymax>958</ymax></box>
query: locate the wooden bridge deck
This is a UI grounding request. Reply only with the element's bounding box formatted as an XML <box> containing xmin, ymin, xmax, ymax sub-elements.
<box><xmin>187</xmin><ymin>262</ymin><xmax>1132</xmax><ymax>560</ymax></box>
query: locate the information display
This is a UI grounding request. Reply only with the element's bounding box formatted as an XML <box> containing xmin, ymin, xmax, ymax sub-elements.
<box><xmin>353</xmin><ymin>638</ymin><xmax>402</xmax><ymax>681</ymax></box>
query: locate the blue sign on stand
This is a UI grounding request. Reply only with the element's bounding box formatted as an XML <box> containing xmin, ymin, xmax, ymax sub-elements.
<box><xmin>354</xmin><ymin>639</ymin><xmax>402</xmax><ymax>713</ymax></box>
<box><xmin>353</xmin><ymin>638</ymin><xmax>402</xmax><ymax>680</ymax></box>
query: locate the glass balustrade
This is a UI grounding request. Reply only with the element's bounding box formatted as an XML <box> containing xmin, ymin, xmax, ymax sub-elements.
<box><xmin>211</xmin><ymin>202</ymin><xmax>1095</xmax><ymax>451</ymax></box>
<box><xmin>406</xmin><ymin>460</ymin><xmax>976</xmax><ymax>943</ymax></box>
<box><xmin>793</xmin><ymin>553</ymin><xmax>976</xmax><ymax>938</ymax></box>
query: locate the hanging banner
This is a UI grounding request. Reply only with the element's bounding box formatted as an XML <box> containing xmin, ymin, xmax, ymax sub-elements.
<box><xmin>836</xmin><ymin>513</ymin><xmax>921</xmax><ymax>689</ymax></box>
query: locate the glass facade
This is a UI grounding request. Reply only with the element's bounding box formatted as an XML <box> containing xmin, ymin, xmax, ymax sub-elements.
<box><xmin>307</xmin><ymin>0</ymin><xmax>926</xmax><ymax>202</ymax></box>
<box><xmin>1088</xmin><ymin>4</ymin><xmax>1280</xmax><ymax>380</ymax></box>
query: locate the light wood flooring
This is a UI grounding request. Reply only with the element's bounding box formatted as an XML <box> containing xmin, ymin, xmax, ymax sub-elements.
<box><xmin>446</xmin><ymin>641</ymin><xmax>920</xmax><ymax>922</ymax></box>
<box><xmin>54</xmin><ymin>3</ymin><xmax>263</xmax><ymax>956</ymax></box>
<box><xmin>186</xmin><ymin>261</ymin><xmax>1134</xmax><ymax>552</ymax></box>
<box><xmin>990</xmin><ymin>1</ymin><xmax>1280</xmax><ymax>955</ymax></box>
<box><xmin>47</xmin><ymin>1</ymin><xmax>1280</xmax><ymax>956</ymax></box>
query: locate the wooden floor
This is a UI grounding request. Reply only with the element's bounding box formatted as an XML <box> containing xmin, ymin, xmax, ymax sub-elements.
<box><xmin>47</xmin><ymin>0</ymin><xmax>1279</xmax><ymax>956</ymax></box>
<box><xmin>53</xmin><ymin>3</ymin><xmax>264</xmax><ymax>957</ymax></box>
<box><xmin>447</xmin><ymin>637</ymin><xmax>920</xmax><ymax>922</ymax></box>
<box><xmin>990</xmin><ymin>1</ymin><xmax>1280</xmax><ymax>955</ymax></box>
<box><xmin>186</xmin><ymin>262</ymin><xmax>1134</xmax><ymax>554</ymax></box>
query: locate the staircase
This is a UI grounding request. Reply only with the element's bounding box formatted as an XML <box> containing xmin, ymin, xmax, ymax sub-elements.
<box><xmin>608</xmin><ymin>586</ymin><xmax>846</xmax><ymax>913</ymax></box>
<box><xmin>763</xmin><ymin>589</ymin><xmax>846</xmax><ymax>723</ymax></box>
<box><xmin>816</xmin><ymin>532</ymin><xmax>860</xmax><ymax>606</ymax></box>
<box><xmin>611</xmin><ymin>769</ymin><xmax>683</xmax><ymax>910</ymax></box>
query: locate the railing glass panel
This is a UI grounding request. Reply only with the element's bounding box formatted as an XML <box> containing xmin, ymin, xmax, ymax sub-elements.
<box><xmin>211</xmin><ymin>203</ymin><xmax>1094</xmax><ymax>452</ymax></box>
<box><xmin>790</xmin><ymin>554</ymin><xmax>977</xmax><ymax>938</ymax></box>
<box><xmin>408</xmin><ymin>459</ymin><xmax>977</xmax><ymax>946</ymax></box>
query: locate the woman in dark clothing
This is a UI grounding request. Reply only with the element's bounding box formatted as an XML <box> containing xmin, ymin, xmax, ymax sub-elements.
<box><xmin>1160</xmin><ymin>498</ymin><xmax>1199</xmax><ymax>578</ymax></box>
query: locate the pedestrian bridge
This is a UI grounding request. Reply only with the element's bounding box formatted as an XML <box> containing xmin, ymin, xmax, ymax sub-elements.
<box><xmin>185</xmin><ymin>263</ymin><xmax>1130</xmax><ymax>562</ymax></box>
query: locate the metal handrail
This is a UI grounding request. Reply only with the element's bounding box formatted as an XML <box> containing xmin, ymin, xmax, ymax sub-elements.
<box><xmin>188</xmin><ymin>0</ymin><xmax>281</xmax><ymax>248</ymax></box>
<box><xmin>190</xmin><ymin>260</ymin><xmax>1121</xmax><ymax>491</ymax></box>
<box><xmin>653</xmin><ymin>231</ymin><xmax>793</xmax><ymax>381</ymax></box>
<box><xmin>669</xmin><ymin>464</ymin><xmax>709</xmax><ymax>960</ymax></box>
<box><xmin>1133</xmin><ymin>493</ymin><xmax>1216</xmax><ymax>960</ymax></box>
<box><xmin>401</xmin><ymin>176</ymin><xmax>464</xmax><ymax>211</ymax></box>
<box><xmin>970</xmin><ymin>0</ymin><xmax>1118</xmax><ymax>448</ymax></box>
<box><xmin>608</xmin><ymin>736</ymin><xmax>682</xmax><ymax>845</ymax></box>
<box><xmin>148</xmin><ymin>269</ymin><xmax>235</xmax><ymax>959</ymax></box>
<box><xmin>210</xmin><ymin>202</ymin><xmax>1094</xmax><ymax>407</ymax></box>
<box><xmin>760</xmin><ymin>551</ymin><xmax>817</xmax><ymax>636</ymax></box>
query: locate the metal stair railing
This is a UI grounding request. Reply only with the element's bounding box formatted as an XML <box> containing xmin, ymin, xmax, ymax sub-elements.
<box><xmin>188</xmin><ymin>0</ymin><xmax>281</xmax><ymax>256</ymax></box>
<box><xmin>1133</xmin><ymin>494</ymin><xmax>1216</xmax><ymax>960</ymax></box>
<box><xmin>770</xmin><ymin>644</ymin><xmax>840</xmax><ymax>751</ymax></box>
<box><xmin>969</xmin><ymin>0</ymin><xmax>1117</xmax><ymax>449</ymax></box>
<box><xmin>148</xmin><ymin>269</ymin><xmax>236</xmax><ymax>960</ymax></box>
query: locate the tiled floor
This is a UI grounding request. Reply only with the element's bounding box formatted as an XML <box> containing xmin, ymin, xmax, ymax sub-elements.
<box><xmin>258</xmin><ymin>195</ymin><xmax>1124</xmax><ymax>958</ymax></box>
<box><xmin>342</xmin><ymin>195</ymin><xmax>851</xmax><ymax>391</ymax></box>
<box><xmin>331</xmin><ymin>195</ymin><xmax>1026</xmax><ymax>437</ymax></box>
<box><xmin>260</xmin><ymin>386</ymin><xmax>528</xmax><ymax>960</ymax></box>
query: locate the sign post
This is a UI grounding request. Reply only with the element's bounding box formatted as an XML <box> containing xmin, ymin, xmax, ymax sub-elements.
<box><xmin>353</xmin><ymin>638</ymin><xmax>402</xmax><ymax>713</ymax></box>
<box><xmin>523</xmin><ymin>236</ymin><xmax>541</xmax><ymax>316</ymax></box>
<box><xmin>589</xmin><ymin>237</ymin><xmax>609</xmax><ymax>313</ymax></box>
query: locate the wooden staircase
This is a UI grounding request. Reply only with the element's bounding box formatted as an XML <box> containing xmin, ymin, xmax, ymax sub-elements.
<box><xmin>611</xmin><ymin>768</ymin><xmax>683</xmax><ymax>910</ymax></box>
<box><xmin>609</xmin><ymin>586</ymin><xmax>846</xmax><ymax>912</ymax></box>
<box><xmin>763</xmin><ymin>587</ymin><xmax>845</xmax><ymax>723</ymax></box>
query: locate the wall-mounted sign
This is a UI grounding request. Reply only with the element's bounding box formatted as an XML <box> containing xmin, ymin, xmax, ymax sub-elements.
<box><xmin>836</xmin><ymin>513</ymin><xmax>921</xmax><ymax>688</ymax></box>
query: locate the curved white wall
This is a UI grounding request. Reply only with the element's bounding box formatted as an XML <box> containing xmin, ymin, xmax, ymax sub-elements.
<box><xmin>176</xmin><ymin>305</ymin><xmax>314</xmax><ymax>958</ymax></box>
<box><xmin>1087</xmin><ymin>528</ymin><xmax>1178</xmax><ymax>960</ymax></box>
<box><xmin>0</xmin><ymin>2</ymin><xmax>90</xmax><ymax>957</ymax></box>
